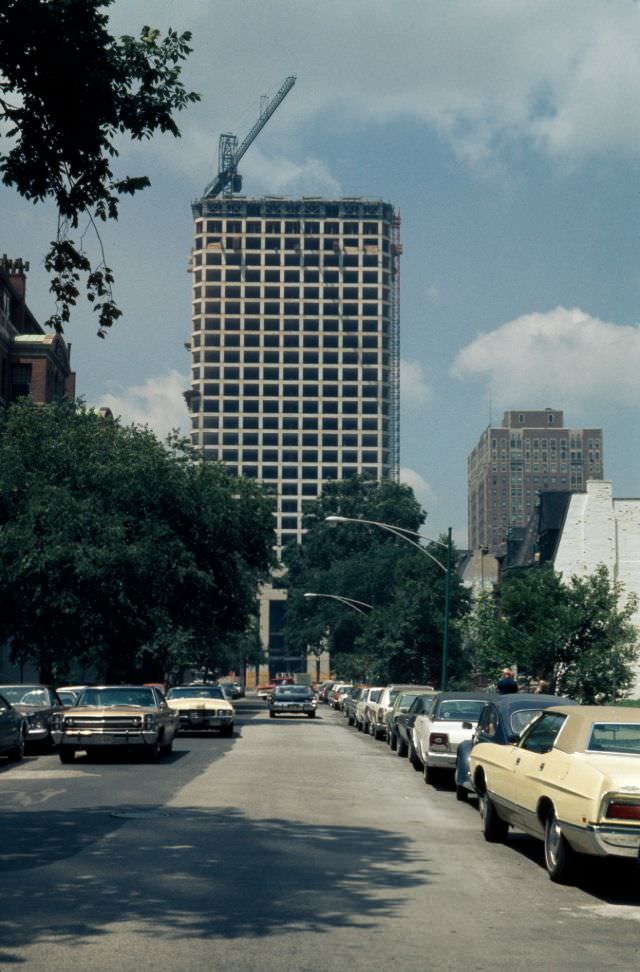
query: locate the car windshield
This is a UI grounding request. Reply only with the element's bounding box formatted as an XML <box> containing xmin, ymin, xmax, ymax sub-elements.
<box><xmin>77</xmin><ymin>688</ymin><xmax>156</xmax><ymax>707</ymax></box>
<box><xmin>167</xmin><ymin>687</ymin><xmax>226</xmax><ymax>700</ymax></box>
<box><xmin>1</xmin><ymin>686</ymin><xmax>51</xmax><ymax>706</ymax></box>
<box><xmin>274</xmin><ymin>687</ymin><xmax>312</xmax><ymax>699</ymax></box>
<box><xmin>435</xmin><ymin>699</ymin><xmax>486</xmax><ymax>722</ymax></box>
<box><xmin>587</xmin><ymin>723</ymin><xmax>640</xmax><ymax>755</ymax></box>
<box><xmin>510</xmin><ymin>708</ymin><xmax>544</xmax><ymax>735</ymax></box>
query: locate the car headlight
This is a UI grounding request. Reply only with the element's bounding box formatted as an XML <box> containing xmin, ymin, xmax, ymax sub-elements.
<box><xmin>143</xmin><ymin>714</ymin><xmax>157</xmax><ymax>729</ymax></box>
<box><xmin>28</xmin><ymin>713</ymin><xmax>47</xmax><ymax>728</ymax></box>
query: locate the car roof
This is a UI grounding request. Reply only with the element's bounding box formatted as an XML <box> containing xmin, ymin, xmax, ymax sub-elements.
<box><xmin>433</xmin><ymin>691</ymin><xmax>495</xmax><ymax>701</ymax></box>
<box><xmin>545</xmin><ymin>704</ymin><xmax>640</xmax><ymax>753</ymax></box>
<box><xmin>489</xmin><ymin>693</ymin><xmax>576</xmax><ymax>714</ymax></box>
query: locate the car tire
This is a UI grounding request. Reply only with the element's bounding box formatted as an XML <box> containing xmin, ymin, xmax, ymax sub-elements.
<box><xmin>356</xmin><ymin>720</ymin><xmax>363</xmax><ymax>732</ymax></box>
<box><xmin>423</xmin><ymin>762</ymin><xmax>442</xmax><ymax>785</ymax></box>
<box><xmin>307</xmin><ymin>711</ymin><xmax>316</xmax><ymax>719</ymax></box>
<box><xmin>456</xmin><ymin>784</ymin><xmax>469</xmax><ymax>802</ymax></box>
<box><xmin>347</xmin><ymin>715</ymin><xmax>354</xmax><ymax>726</ymax></box>
<box><xmin>397</xmin><ymin>737</ymin><xmax>408</xmax><ymax>757</ymax></box>
<box><xmin>7</xmin><ymin>730</ymin><xmax>25</xmax><ymax>763</ymax></box>
<box><xmin>59</xmin><ymin>746</ymin><xmax>75</xmax><ymax>763</ymax></box>
<box><xmin>161</xmin><ymin>736</ymin><xmax>174</xmax><ymax>754</ymax></box>
<box><xmin>408</xmin><ymin>741</ymin><xmax>422</xmax><ymax>771</ymax></box>
<box><xmin>220</xmin><ymin>723</ymin><xmax>234</xmax><ymax>736</ymax></box>
<box><xmin>146</xmin><ymin>739</ymin><xmax>161</xmax><ymax>762</ymax></box>
<box><xmin>544</xmin><ymin>812</ymin><xmax>575</xmax><ymax>883</ymax></box>
<box><xmin>269</xmin><ymin>711</ymin><xmax>276</xmax><ymax>718</ymax></box>
<box><xmin>480</xmin><ymin>792</ymin><xmax>509</xmax><ymax>842</ymax></box>
<box><xmin>389</xmin><ymin>732</ymin><xmax>397</xmax><ymax>751</ymax></box>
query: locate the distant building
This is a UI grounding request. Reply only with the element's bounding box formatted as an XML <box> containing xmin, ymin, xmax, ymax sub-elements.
<box><xmin>0</xmin><ymin>255</ymin><xmax>75</xmax><ymax>406</ymax></box>
<box><xmin>468</xmin><ymin>409</ymin><xmax>603</xmax><ymax>556</ymax></box>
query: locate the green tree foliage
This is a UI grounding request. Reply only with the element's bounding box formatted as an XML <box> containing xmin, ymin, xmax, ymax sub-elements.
<box><xmin>465</xmin><ymin>564</ymin><xmax>639</xmax><ymax>702</ymax></box>
<box><xmin>0</xmin><ymin>400</ymin><xmax>275</xmax><ymax>682</ymax></box>
<box><xmin>0</xmin><ymin>0</ymin><xmax>199</xmax><ymax>335</ymax></box>
<box><xmin>283</xmin><ymin>477</ymin><xmax>470</xmax><ymax>686</ymax></box>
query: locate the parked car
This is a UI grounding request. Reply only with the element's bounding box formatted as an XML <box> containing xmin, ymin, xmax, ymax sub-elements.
<box><xmin>413</xmin><ymin>691</ymin><xmax>492</xmax><ymax>784</ymax></box>
<box><xmin>53</xmin><ymin>685</ymin><xmax>178</xmax><ymax>762</ymax></box>
<box><xmin>455</xmin><ymin>693</ymin><xmax>577</xmax><ymax>802</ymax></box>
<box><xmin>329</xmin><ymin>683</ymin><xmax>353</xmax><ymax>710</ymax></box>
<box><xmin>0</xmin><ymin>691</ymin><xmax>27</xmax><ymax>762</ymax></box>
<box><xmin>371</xmin><ymin>684</ymin><xmax>434</xmax><ymax>742</ymax></box>
<box><xmin>220</xmin><ymin>681</ymin><xmax>243</xmax><ymax>700</ymax></box>
<box><xmin>166</xmin><ymin>684</ymin><xmax>235</xmax><ymax>736</ymax></box>
<box><xmin>0</xmin><ymin>684</ymin><xmax>64</xmax><ymax>750</ymax></box>
<box><xmin>342</xmin><ymin>686</ymin><xmax>365</xmax><ymax>726</ymax></box>
<box><xmin>269</xmin><ymin>684</ymin><xmax>317</xmax><ymax>718</ymax></box>
<box><xmin>355</xmin><ymin>687</ymin><xmax>383</xmax><ymax>733</ymax></box>
<box><xmin>388</xmin><ymin>690</ymin><xmax>436</xmax><ymax>756</ymax></box>
<box><xmin>470</xmin><ymin>705</ymin><xmax>640</xmax><ymax>882</ymax></box>
<box><xmin>317</xmin><ymin>681</ymin><xmax>336</xmax><ymax>704</ymax></box>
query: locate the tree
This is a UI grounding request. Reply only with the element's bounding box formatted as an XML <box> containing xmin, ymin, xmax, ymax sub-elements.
<box><xmin>464</xmin><ymin>564</ymin><xmax>639</xmax><ymax>702</ymax></box>
<box><xmin>0</xmin><ymin>0</ymin><xmax>199</xmax><ymax>335</ymax></box>
<box><xmin>283</xmin><ymin>477</ymin><xmax>471</xmax><ymax>685</ymax></box>
<box><xmin>0</xmin><ymin>399</ymin><xmax>275</xmax><ymax>682</ymax></box>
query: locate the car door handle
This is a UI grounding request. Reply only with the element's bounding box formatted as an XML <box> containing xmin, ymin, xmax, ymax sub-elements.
<box><xmin>515</xmin><ymin>757</ymin><xmax>520</xmax><ymax>765</ymax></box>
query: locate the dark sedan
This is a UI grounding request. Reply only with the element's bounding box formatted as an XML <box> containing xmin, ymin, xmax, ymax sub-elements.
<box><xmin>454</xmin><ymin>693</ymin><xmax>578</xmax><ymax>801</ymax></box>
<box><xmin>393</xmin><ymin>692</ymin><xmax>437</xmax><ymax>766</ymax></box>
<box><xmin>0</xmin><ymin>684</ymin><xmax>64</xmax><ymax>750</ymax></box>
<box><xmin>0</xmin><ymin>691</ymin><xmax>27</xmax><ymax>762</ymax></box>
<box><xmin>269</xmin><ymin>685</ymin><xmax>317</xmax><ymax>718</ymax></box>
<box><xmin>387</xmin><ymin>689</ymin><xmax>436</xmax><ymax>752</ymax></box>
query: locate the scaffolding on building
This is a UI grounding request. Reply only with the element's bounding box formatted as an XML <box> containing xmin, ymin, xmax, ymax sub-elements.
<box><xmin>390</xmin><ymin>210</ymin><xmax>402</xmax><ymax>480</ymax></box>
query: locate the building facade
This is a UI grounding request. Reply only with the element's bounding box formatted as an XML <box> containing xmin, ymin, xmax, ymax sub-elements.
<box><xmin>468</xmin><ymin>409</ymin><xmax>603</xmax><ymax>555</ymax></box>
<box><xmin>187</xmin><ymin>196</ymin><xmax>400</xmax><ymax>679</ymax></box>
<box><xmin>1</xmin><ymin>255</ymin><xmax>76</xmax><ymax>407</ymax></box>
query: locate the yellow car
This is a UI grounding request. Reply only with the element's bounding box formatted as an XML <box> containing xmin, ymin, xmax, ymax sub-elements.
<box><xmin>166</xmin><ymin>684</ymin><xmax>235</xmax><ymax>736</ymax></box>
<box><xmin>470</xmin><ymin>705</ymin><xmax>640</xmax><ymax>882</ymax></box>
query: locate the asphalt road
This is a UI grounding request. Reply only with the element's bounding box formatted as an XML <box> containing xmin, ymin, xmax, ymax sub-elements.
<box><xmin>1</xmin><ymin>699</ymin><xmax>639</xmax><ymax>971</ymax></box>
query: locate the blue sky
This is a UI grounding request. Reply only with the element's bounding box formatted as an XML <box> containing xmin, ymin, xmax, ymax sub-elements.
<box><xmin>5</xmin><ymin>0</ymin><xmax>640</xmax><ymax>543</ymax></box>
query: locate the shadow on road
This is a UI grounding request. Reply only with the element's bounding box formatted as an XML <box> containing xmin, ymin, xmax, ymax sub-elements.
<box><xmin>0</xmin><ymin>804</ymin><xmax>431</xmax><ymax>961</ymax></box>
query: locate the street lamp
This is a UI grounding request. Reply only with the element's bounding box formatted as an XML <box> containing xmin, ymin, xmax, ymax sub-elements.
<box><xmin>325</xmin><ymin>515</ymin><xmax>453</xmax><ymax>690</ymax></box>
<box><xmin>304</xmin><ymin>592</ymin><xmax>373</xmax><ymax>615</ymax></box>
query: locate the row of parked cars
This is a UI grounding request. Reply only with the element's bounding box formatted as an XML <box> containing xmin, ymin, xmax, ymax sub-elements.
<box><xmin>318</xmin><ymin>680</ymin><xmax>640</xmax><ymax>884</ymax></box>
<box><xmin>0</xmin><ymin>681</ymin><xmax>241</xmax><ymax>766</ymax></box>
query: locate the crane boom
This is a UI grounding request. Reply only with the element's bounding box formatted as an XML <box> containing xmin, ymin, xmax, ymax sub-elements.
<box><xmin>203</xmin><ymin>75</ymin><xmax>296</xmax><ymax>198</ymax></box>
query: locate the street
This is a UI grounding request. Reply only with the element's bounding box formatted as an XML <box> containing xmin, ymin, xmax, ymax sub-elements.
<box><xmin>1</xmin><ymin>699</ymin><xmax>639</xmax><ymax>971</ymax></box>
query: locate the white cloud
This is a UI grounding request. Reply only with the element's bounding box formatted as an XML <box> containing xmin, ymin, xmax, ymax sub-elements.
<box><xmin>451</xmin><ymin>307</ymin><xmax>640</xmax><ymax>410</ymax></box>
<box><xmin>241</xmin><ymin>147</ymin><xmax>342</xmax><ymax>197</ymax></box>
<box><xmin>99</xmin><ymin>370</ymin><xmax>190</xmax><ymax>439</ymax></box>
<box><xmin>108</xmin><ymin>0</ymin><xmax>640</xmax><ymax>173</ymax></box>
<box><xmin>400</xmin><ymin>467</ymin><xmax>434</xmax><ymax>512</ymax></box>
<box><xmin>401</xmin><ymin>358</ymin><xmax>432</xmax><ymax>409</ymax></box>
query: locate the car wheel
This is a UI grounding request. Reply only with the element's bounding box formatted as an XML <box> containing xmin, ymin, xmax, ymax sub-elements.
<box><xmin>220</xmin><ymin>723</ymin><xmax>234</xmax><ymax>736</ymax></box>
<box><xmin>408</xmin><ymin>741</ymin><xmax>422</xmax><ymax>771</ymax></box>
<box><xmin>480</xmin><ymin>792</ymin><xmax>509</xmax><ymax>842</ymax></box>
<box><xmin>7</xmin><ymin>730</ymin><xmax>25</xmax><ymax>762</ymax></box>
<box><xmin>269</xmin><ymin>711</ymin><xmax>276</xmax><ymax>718</ymax></box>
<box><xmin>146</xmin><ymin>739</ymin><xmax>161</xmax><ymax>762</ymax></box>
<box><xmin>456</xmin><ymin>784</ymin><xmax>469</xmax><ymax>802</ymax></box>
<box><xmin>397</xmin><ymin>737</ymin><xmax>408</xmax><ymax>757</ymax></box>
<box><xmin>59</xmin><ymin>746</ymin><xmax>75</xmax><ymax>763</ymax></box>
<box><xmin>389</xmin><ymin>732</ymin><xmax>397</xmax><ymax>751</ymax></box>
<box><xmin>356</xmin><ymin>720</ymin><xmax>363</xmax><ymax>732</ymax></box>
<box><xmin>161</xmin><ymin>736</ymin><xmax>174</xmax><ymax>754</ymax></box>
<box><xmin>423</xmin><ymin>762</ymin><xmax>442</xmax><ymax>785</ymax></box>
<box><xmin>307</xmin><ymin>711</ymin><xmax>316</xmax><ymax>718</ymax></box>
<box><xmin>347</xmin><ymin>715</ymin><xmax>354</xmax><ymax>726</ymax></box>
<box><xmin>544</xmin><ymin>812</ymin><xmax>575</xmax><ymax>883</ymax></box>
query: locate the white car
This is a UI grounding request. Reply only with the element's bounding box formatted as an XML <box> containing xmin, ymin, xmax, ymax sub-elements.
<box><xmin>354</xmin><ymin>687</ymin><xmax>384</xmax><ymax>734</ymax></box>
<box><xmin>412</xmin><ymin>692</ymin><xmax>491</xmax><ymax>784</ymax></box>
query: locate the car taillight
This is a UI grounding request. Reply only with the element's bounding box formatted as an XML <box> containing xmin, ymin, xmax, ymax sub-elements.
<box><xmin>429</xmin><ymin>732</ymin><xmax>449</xmax><ymax>750</ymax></box>
<box><xmin>606</xmin><ymin>801</ymin><xmax>640</xmax><ymax>821</ymax></box>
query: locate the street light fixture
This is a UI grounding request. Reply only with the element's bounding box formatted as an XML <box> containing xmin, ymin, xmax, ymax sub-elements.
<box><xmin>304</xmin><ymin>592</ymin><xmax>373</xmax><ymax>615</ymax></box>
<box><xmin>325</xmin><ymin>515</ymin><xmax>453</xmax><ymax>690</ymax></box>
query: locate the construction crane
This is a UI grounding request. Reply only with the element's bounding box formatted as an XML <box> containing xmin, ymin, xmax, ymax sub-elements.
<box><xmin>202</xmin><ymin>76</ymin><xmax>296</xmax><ymax>199</ymax></box>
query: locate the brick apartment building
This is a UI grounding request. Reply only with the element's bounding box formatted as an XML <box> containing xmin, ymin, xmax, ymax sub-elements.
<box><xmin>0</xmin><ymin>255</ymin><xmax>76</xmax><ymax>406</ymax></box>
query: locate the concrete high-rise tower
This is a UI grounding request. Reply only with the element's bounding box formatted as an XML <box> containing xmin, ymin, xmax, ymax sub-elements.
<box><xmin>188</xmin><ymin>196</ymin><xmax>400</xmax><ymax>557</ymax></box>
<box><xmin>468</xmin><ymin>409</ymin><xmax>604</xmax><ymax>556</ymax></box>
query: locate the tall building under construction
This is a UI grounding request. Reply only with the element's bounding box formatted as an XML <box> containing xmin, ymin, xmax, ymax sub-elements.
<box><xmin>188</xmin><ymin>196</ymin><xmax>401</xmax><ymax>556</ymax></box>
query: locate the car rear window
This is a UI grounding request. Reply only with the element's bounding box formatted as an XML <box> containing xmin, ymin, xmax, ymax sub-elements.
<box><xmin>587</xmin><ymin>723</ymin><xmax>640</xmax><ymax>755</ymax></box>
<box><xmin>274</xmin><ymin>687</ymin><xmax>312</xmax><ymax>698</ymax></box>
<box><xmin>435</xmin><ymin>700</ymin><xmax>485</xmax><ymax>722</ymax></box>
<box><xmin>510</xmin><ymin>708</ymin><xmax>543</xmax><ymax>735</ymax></box>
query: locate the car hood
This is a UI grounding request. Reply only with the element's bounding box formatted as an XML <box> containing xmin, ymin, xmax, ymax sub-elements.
<box><xmin>66</xmin><ymin>704</ymin><xmax>162</xmax><ymax>716</ymax></box>
<box><xmin>166</xmin><ymin>698</ymin><xmax>233</xmax><ymax>712</ymax></box>
<box><xmin>11</xmin><ymin>703</ymin><xmax>54</xmax><ymax>715</ymax></box>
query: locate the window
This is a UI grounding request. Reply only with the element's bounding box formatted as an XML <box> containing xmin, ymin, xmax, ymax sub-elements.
<box><xmin>520</xmin><ymin>712</ymin><xmax>567</xmax><ymax>753</ymax></box>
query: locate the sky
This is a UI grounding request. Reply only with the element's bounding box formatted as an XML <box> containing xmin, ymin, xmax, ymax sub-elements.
<box><xmin>5</xmin><ymin>0</ymin><xmax>640</xmax><ymax>544</ymax></box>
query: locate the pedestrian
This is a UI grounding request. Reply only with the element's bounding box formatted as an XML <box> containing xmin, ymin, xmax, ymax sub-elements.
<box><xmin>497</xmin><ymin>667</ymin><xmax>518</xmax><ymax>694</ymax></box>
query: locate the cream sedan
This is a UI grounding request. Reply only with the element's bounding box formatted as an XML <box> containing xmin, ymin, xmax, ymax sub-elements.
<box><xmin>166</xmin><ymin>684</ymin><xmax>235</xmax><ymax>737</ymax></box>
<box><xmin>470</xmin><ymin>705</ymin><xmax>640</xmax><ymax>882</ymax></box>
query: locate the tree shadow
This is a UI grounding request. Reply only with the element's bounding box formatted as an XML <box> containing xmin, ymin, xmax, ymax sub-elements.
<box><xmin>0</xmin><ymin>805</ymin><xmax>432</xmax><ymax>961</ymax></box>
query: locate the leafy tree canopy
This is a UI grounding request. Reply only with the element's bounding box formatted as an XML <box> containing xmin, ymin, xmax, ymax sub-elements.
<box><xmin>283</xmin><ymin>477</ymin><xmax>471</xmax><ymax>686</ymax></box>
<box><xmin>464</xmin><ymin>564</ymin><xmax>639</xmax><ymax>702</ymax></box>
<box><xmin>0</xmin><ymin>0</ymin><xmax>199</xmax><ymax>335</ymax></box>
<box><xmin>0</xmin><ymin>399</ymin><xmax>275</xmax><ymax>682</ymax></box>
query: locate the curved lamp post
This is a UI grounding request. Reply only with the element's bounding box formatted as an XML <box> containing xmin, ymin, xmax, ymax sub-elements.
<box><xmin>304</xmin><ymin>592</ymin><xmax>373</xmax><ymax>615</ymax></box>
<box><xmin>325</xmin><ymin>515</ymin><xmax>453</xmax><ymax>690</ymax></box>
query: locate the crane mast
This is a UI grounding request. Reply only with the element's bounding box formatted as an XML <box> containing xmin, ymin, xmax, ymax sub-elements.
<box><xmin>203</xmin><ymin>76</ymin><xmax>296</xmax><ymax>199</ymax></box>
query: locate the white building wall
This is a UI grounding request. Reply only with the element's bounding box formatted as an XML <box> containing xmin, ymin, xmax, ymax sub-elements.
<box><xmin>554</xmin><ymin>481</ymin><xmax>640</xmax><ymax>694</ymax></box>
